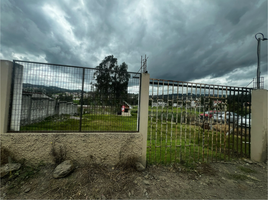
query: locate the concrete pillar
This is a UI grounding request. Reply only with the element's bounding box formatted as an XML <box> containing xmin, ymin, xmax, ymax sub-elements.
<box><xmin>10</xmin><ymin>62</ymin><xmax>24</xmax><ymax>131</ymax></box>
<box><xmin>251</xmin><ymin>89</ymin><xmax>268</xmax><ymax>162</ymax></box>
<box><xmin>0</xmin><ymin>60</ymin><xmax>13</xmax><ymax>133</ymax></box>
<box><xmin>139</xmin><ymin>73</ymin><xmax>150</xmax><ymax>167</ymax></box>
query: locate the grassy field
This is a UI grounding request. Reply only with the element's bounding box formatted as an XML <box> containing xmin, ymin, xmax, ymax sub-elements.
<box><xmin>146</xmin><ymin>119</ymin><xmax>250</xmax><ymax>165</ymax></box>
<box><xmin>21</xmin><ymin>112</ymin><xmax>138</xmax><ymax>132</ymax></box>
<box><xmin>20</xmin><ymin>106</ymin><xmax>250</xmax><ymax>164</ymax></box>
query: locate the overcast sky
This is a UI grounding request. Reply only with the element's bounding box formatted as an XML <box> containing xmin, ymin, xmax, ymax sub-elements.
<box><xmin>1</xmin><ymin>0</ymin><xmax>267</xmax><ymax>89</ymax></box>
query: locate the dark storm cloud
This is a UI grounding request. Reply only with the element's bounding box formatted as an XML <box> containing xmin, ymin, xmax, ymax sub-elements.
<box><xmin>1</xmin><ymin>0</ymin><xmax>267</xmax><ymax>87</ymax></box>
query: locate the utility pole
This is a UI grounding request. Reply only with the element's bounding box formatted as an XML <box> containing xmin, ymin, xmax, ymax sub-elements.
<box><xmin>255</xmin><ymin>33</ymin><xmax>267</xmax><ymax>89</ymax></box>
<box><xmin>141</xmin><ymin>55</ymin><xmax>148</xmax><ymax>73</ymax></box>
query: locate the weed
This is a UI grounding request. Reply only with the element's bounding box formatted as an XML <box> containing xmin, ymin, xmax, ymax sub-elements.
<box><xmin>0</xmin><ymin>147</ymin><xmax>15</xmax><ymax>166</ymax></box>
<box><xmin>51</xmin><ymin>142</ymin><xmax>66</xmax><ymax>165</ymax></box>
<box><xmin>238</xmin><ymin>166</ymin><xmax>256</xmax><ymax>174</ymax></box>
<box><xmin>228</xmin><ymin>173</ymin><xmax>248</xmax><ymax>181</ymax></box>
<box><xmin>115</xmin><ymin>156</ymin><xmax>138</xmax><ymax>170</ymax></box>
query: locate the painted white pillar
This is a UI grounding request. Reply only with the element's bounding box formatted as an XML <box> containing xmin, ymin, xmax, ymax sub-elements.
<box><xmin>251</xmin><ymin>89</ymin><xmax>268</xmax><ymax>162</ymax></box>
<box><xmin>10</xmin><ymin>63</ymin><xmax>24</xmax><ymax>131</ymax></box>
<box><xmin>139</xmin><ymin>73</ymin><xmax>150</xmax><ymax>167</ymax></box>
<box><xmin>0</xmin><ymin>60</ymin><xmax>13</xmax><ymax>133</ymax></box>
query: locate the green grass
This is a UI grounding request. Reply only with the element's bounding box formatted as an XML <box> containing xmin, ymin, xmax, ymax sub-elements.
<box><xmin>21</xmin><ymin>112</ymin><xmax>138</xmax><ymax>132</ymax></box>
<box><xmin>238</xmin><ymin>166</ymin><xmax>256</xmax><ymax>174</ymax></box>
<box><xmin>147</xmin><ymin>119</ymin><xmax>250</xmax><ymax>164</ymax></box>
<box><xmin>227</xmin><ymin>173</ymin><xmax>248</xmax><ymax>181</ymax></box>
<box><xmin>20</xmin><ymin>105</ymin><xmax>250</xmax><ymax>164</ymax></box>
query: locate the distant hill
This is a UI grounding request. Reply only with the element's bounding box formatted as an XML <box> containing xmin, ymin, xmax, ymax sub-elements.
<box><xmin>23</xmin><ymin>83</ymin><xmax>82</xmax><ymax>94</ymax></box>
<box><xmin>149</xmin><ymin>93</ymin><xmax>224</xmax><ymax>99</ymax></box>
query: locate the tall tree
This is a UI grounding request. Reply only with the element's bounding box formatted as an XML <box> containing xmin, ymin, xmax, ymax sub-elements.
<box><xmin>94</xmin><ymin>55</ymin><xmax>130</xmax><ymax>105</ymax></box>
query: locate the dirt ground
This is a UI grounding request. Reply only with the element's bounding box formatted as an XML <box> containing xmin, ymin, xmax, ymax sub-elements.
<box><xmin>0</xmin><ymin>159</ymin><xmax>267</xmax><ymax>199</ymax></box>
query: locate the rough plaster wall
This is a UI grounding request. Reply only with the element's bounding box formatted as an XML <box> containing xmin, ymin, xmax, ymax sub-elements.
<box><xmin>0</xmin><ymin>133</ymin><xmax>142</xmax><ymax>166</ymax></box>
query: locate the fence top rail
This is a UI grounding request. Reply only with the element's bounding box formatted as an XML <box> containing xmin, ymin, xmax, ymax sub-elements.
<box><xmin>13</xmin><ymin>60</ymin><xmax>141</xmax><ymax>75</ymax></box>
<box><xmin>150</xmin><ymin>78</ymin><xmax>253</xmax><ymax>91</ymax></box>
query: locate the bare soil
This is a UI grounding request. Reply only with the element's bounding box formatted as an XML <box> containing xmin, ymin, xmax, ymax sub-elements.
<box><xmin>1</xmin><ymin>159</ymin><xmax>267</xmax><ymax>199</ymax></box>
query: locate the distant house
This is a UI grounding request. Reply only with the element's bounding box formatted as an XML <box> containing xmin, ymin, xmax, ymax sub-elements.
<box><xmin>121</xmin><ymin>100</ymin><xmax>132</xmax><ymax>116</ymax></box>
<box><xmin>213</xmin><ymin>101</ymin><xmax>222</xmax><ymax>107</ymax></box>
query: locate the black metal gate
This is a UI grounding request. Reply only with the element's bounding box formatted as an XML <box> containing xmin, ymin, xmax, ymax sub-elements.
<box><xmin>147</xmin><ymin>78</ymin><xmax>252</xmax><ymax>164</ymax></box>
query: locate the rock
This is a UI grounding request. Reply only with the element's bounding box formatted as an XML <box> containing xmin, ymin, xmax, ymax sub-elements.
<box><xmin>246</xmin><ymin>181</ymin><xmax>254</xmax><ymax>186</ymax></box>
<box><xmin>0</xmin><ymin>163</ymin><xmax>21</xmax><ymax>178</ymax></box>
<box><xmin>243</xmin><ymin>158</ymin><xmax>253</xmax><ymax>164</ymax></box>
<box><xmin>143</xmin><ymin>180</ymin><xmax>150</xmax><ymax>185</ymax></box>
<box><xmin>135</xmin><ymin>162</ymin><xmax>145</xmax><ymax>172</ymax></box>
<box><xmin>24</xmin><ymin>187</ymin><xmax>31</xmax><ymax>193</ymax></box>
<box><xmin>246</xmin><ymin>175</ymin><xmax>261</xmax><ymax>182</ymax></box>
<box><xmin>53</xmin><ymin>160</ymin><xmax>74</xmax><ymax>179</ymax></box>
<box><xmin>256</xmin><ymin>162</ymin><xmax>266</xmax><ymax>168</ymax></box>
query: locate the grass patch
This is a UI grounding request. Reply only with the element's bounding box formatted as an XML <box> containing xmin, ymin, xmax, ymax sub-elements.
<box><xmin>238</xmin><ymin>166</ymin><xmax>257</xmax><ymax>174</ymax></box>
<box><xmin>147</xmin><ymin>119</ymin><xmax>250</xmax><ymax>164</ymax></box>
<box><xmin>227</xmin><ymin>173</ymin><xmax>248</xmax><ymax>181</ymax></box>
<box><xmin>21</xmin><ymin>111</ymin><xmax>138</xmax><ymax>132</ymax></box>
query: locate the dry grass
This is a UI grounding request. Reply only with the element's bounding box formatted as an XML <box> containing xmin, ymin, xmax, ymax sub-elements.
<box><xmin>213</xmin><ymin>124</ymin><xmax>248</xmax><ymax>135</ymax></box>
<box><xmin>75</xmin><ymin>155</ymin><xmax>140</xmax><ymax>199</ymax></box>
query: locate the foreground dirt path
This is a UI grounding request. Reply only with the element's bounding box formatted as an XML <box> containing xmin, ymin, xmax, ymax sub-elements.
<box><xmin>1</xmin><ymin>159</ymin><xmax>267</xmax><ymax>199</ymax></box>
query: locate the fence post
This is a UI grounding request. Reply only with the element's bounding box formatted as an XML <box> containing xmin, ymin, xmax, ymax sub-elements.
<box><xmin>9</xmin><ymin>62</ymin><xmax>24</xmax><ymax>131</ymax></box>
<box><xmin>139</xmin><ymin>73</ymin><xmax>150</xmax><ymax>167</ymax></box>
<box><xmin>0</xmin><ymin>60</ymin><xmax>13</xmax><ymax>133</ymax></box>
<box><xmin>251</xmin><ymin>89</ymin><xmax>268</xmax><ymax>162</ymax></box>
<box><xmin>79</xmin><ymin>68</ymin><xmax>85</xmax><ymax>132</ymax></box>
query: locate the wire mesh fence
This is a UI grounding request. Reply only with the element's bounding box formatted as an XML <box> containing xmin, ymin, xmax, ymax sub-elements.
<box><xmin>9</xmin><ymin>60</ymin><xmax>141</xmax><ymax>132</ymax></box>
<box><xmin>147</xmin><ymin>78</ymin><xmax>252</xmax><ymax>164</ymax></box>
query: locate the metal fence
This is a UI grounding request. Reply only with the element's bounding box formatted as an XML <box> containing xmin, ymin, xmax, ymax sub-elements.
<box><xmin>147</xmin><ymin>78</ymin><xmax>252</xmax><ymax>164</ymax></box>
<box><xmin>8</xmin><ymin>60</ymin><xmax>141</xmax><ymax>132</ymax></box>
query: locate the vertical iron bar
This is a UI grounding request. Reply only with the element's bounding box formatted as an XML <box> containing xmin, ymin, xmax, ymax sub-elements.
<box><xmin>194</xmin><ymin>84</ymin><xmax>197</xmax><ymax>162</ymax></box>
<box><xmin>155</xmin><ymin>80</ymin><xmax>159</xmax><ymax>163</ymax></box>
<box><xmin>232</xmin><ymin>88</ymin><xmax>235</xmax><ymax>158</ymax></box>
<box><xmin>240</xmin><ymin>88</ymin><xmax>244</xmax><ymax>157</ymax></box>
<box><xmin>185</xmin><ymin>83</ymin><xmax>188</xmax><ymax>163</ymax></box>
<box><xmin>180</xmin><ymin>83</ymin><xmax>183</xmax><ymax>162</ymax></box>
<box><xmin>175</xmin><ymin>84</ymin><xmax>179</xmax><ymax>163</ymax></box>
<box><xmin>248</xmin><ymin>90</ymin><xmax>252</xmax><ymax>158</ymax></box>
<box><xmin>79</xmin><ymin>68</ymin><xmax>85</xmax><ymax>132</ymax></box>
<box><xmin>236</xmin><ymin>88</ymin><xmax>239</xmax><ymax>157</ymax></box>
<box><xmin>225</xmin><ymin>87</ymin><xmax>229</xmax><ymax>161</ymax></box>
<box><xmin>189</xmin><ymin>84</ymin><xmax>192</xmax><ymax>161</ymax></box>
<box><xmin>171</xmin><ymin>82</ymin><xmax>174</xmax><ymax>163</ymax></box>
<box><xmin>211</xmin><ymin>85</ymin><xmax>214</xmax><ymax>162</ymax></box>
<box><xmin>202</xmin><ymin>84</ymin><xmax>205</xmax><ymax>162</ymax></box>
<box><xmin>198</xmin><ymin>85</ymin><xmax>201</xmax><ymax>161</ymax></box>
